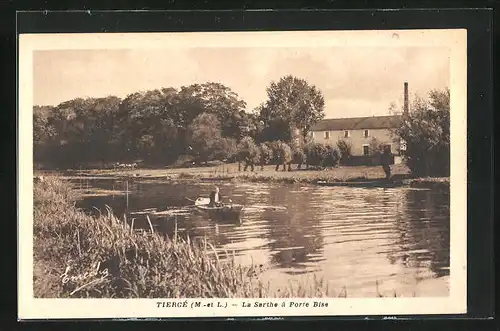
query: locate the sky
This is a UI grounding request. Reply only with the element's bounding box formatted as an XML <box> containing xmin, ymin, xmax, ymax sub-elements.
<box><xmin>33</xmin><ymin>46</ymin><xmax>450</xmax><ymax>118</ymax></box>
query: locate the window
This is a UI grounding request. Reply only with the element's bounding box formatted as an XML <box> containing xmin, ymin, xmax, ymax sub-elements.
<box><xmin>400</xmin><ymin>139</ymin><xmax>407</xmax><ymax>151</ymax></box>
<box><xmin>324</xmin><ymin>131</ymin><xmax>330</xmax><ymax>139</ymax></box>
<box><xmin>363</xmin><ymin>145</ymin><xmax>370</xmax><ymax>156</ymax></box>
<box><xmin>344</xmin><ymin>130</ymin><xmax>350</xmax><ymax>138</ymax></box>
<box><xmin>384</xmin><ymin>144</ymin><xmax>392</xmax><ymax>153</ymax></box>
<box><xmin>364</xmin><ymin>129</ymin><xmax>369</xmax><ymax>138</ymax></box>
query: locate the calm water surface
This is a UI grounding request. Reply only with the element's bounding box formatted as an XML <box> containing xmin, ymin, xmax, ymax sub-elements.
<box><xmin>75</xmin><ymin>178</ymin><xmax>450</xmax><ymax>297</ymax></box>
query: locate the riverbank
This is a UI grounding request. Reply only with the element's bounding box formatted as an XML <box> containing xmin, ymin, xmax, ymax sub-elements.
<box><xmin>38</xmin><ymin>163</ymin><xmax>449</xmax><ymax>190</ymax></box>
<box><xmin>34</xmin><ymin>177</ymin><xmax>260</xmax><ymax>298</ymax></box>
<box><xmin>407</xmin><ymin>177</ymin><xmax>450</xmax><ymax>190</ymax></box>
<box><xmin>33</xmin><ymin>176</ymin><xmax>448</xmax><ymax>298</ymax></box>
<box><xmin>34</xmin><ymin>177</ymin><xmax>346</xmax><ymax>298</ymax></box>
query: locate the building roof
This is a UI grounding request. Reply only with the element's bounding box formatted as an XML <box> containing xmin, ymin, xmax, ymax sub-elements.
<box><xmin>311</xmin><ymin>115</ymin><xmax>402</xmax><ymax>131</ymax></box>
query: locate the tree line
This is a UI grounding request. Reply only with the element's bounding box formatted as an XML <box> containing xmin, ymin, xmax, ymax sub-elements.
<box><xmin>33</xmin><ymin>73</ymin><xmax>450</xmax><ymax>177</ymax></box>
<box><xmin>33</xmin><ymin>76</ymin><xmax>327</xmax><ymax>170</ymax></box>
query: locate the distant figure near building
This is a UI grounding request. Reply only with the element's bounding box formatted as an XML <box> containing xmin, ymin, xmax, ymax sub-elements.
<box><xmin>381</xmin><ymin>147</ymin><xmax>392</xmax><ymax>180</ymax></box>
<box><xmin>209</xmin><ymin>186</ymin><xmax>223</xmax><ymax>207</ymax></box>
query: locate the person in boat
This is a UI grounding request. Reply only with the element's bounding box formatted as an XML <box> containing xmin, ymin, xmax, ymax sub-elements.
<box><xmin>209</xmin><ymin>186</ymin><xmax>223</xmax><ymax>207</ymax></box>
<box><xmin>381</xmin><ymin>147</ymin><xmax>392</xmax><ymax>180</ymax></box>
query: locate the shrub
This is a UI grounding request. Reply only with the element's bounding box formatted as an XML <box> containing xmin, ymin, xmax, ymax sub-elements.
<box><xmin>323</xmin><ymin>144</ymin><xmax>341</xmax><ymax>167</ymax></box>
<box><xmin>336</xmin><ymin>139</ymin><xmax>352</xmax><ymax>163</ymax></box>
<box><xmin>393</xmin><ymin>89</ymin><xmax>450</xmax><ymax>177</ymax></box>
<box><xmin>291</xmin><ymin>145</ymin><xmax>306</xmax><ymax>166</ymax></box>
<box><xmin>258</xmin><ymin>143</ymin><xmax>272</xmax><ymax>166</ymax></box>
<box><xmin>268</xmin><ymin>140</ymin><xmax>292</xmax><ymax>165</ymax></box>
<box><xmin>237</xmin><ymin>136</ymin><xmax>260</xmax><ymax>165</ymax></box>
<box><xmin>213</xmin><ymin>137</ymin><xmax>238</xmax><ymax>161</ymax></box>
<box><xmin>172</xmin><ymin>155</ymin><xmax>195</xmax><ymax>168</ymax></box>
<box><xmin>304</xmin><ymin>142</ymin><xmax>327</xmax><ymax>167</ymax></box>
<box><xmin>368</xmin><ymin>137</ymin><xmax>384</xmax><ymax>156</ymax></box>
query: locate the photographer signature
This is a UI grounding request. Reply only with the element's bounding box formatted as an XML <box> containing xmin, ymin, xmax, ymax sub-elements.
<box><xmin>60</xmin><ymin>260</ymin><xmax>110</xmax><ymax>295</ymax></box>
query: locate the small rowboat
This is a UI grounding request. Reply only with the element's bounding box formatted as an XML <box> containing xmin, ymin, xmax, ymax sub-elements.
<box><xmin>193</xmin><ymin>197</ymin><xmax>244</xmax><ymax>221</ymax></box>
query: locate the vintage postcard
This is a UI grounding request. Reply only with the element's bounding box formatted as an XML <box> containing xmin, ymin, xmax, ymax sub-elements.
<box><xmin>18</xmin><ymin>29</ymin><xmax>467</xmax><ymax>319</ymax></box>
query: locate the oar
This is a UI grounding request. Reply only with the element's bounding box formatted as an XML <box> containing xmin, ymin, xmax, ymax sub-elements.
<box><xmin>184</xmin><ymin>196</ymin><xmax>196</xmax><ymax>203</ymax></box>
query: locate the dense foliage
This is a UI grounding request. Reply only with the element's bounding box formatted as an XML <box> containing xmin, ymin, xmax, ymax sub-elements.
<box><xmin>34</xmin><ymin>77</ymin><xmax>327</xmax><ymax>170</ymax></box>
<box><xmin>393</xmin><ymin>88</ymin><xmax>450</xmax><ymax>177</ymax></box>
<box><xmin>336</xmin><ymin>139</ymin><xmax>352</xmax><ymax>164</ymax></box>
<box><xmin>237</xmin><ymin>136</ymin><xmax>260</xmax><ymax>167</ymax></box>
<box><xmin>34</xmin><ymin>83</ymin><xmax>253</xmax><ymax>168</ymax></box>
<box><xmin>303</xmin><ymin>142</ymin><xmax>340</xmax><ymax>169</ymax></box>
<box><xmin>258</xmin><ymin>75</ymin><xmax>325</xmax><ymax>141</ymax></box>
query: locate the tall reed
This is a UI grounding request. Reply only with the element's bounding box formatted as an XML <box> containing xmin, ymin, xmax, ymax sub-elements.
<box><xmin>33</xmin><ymin>177</ymin><xmax>264</xmax><ymax>298</ymax></box>
<box><xmin>33</xmin><ymin>177</ymin><xmax>396</xmax><ymax>298</ymax></box>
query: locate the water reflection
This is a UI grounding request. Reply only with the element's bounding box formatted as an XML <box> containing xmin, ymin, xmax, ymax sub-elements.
<box><xmin>388</xmin><ymin>189</ymin><xmax>450</xmax><ymax>279</ymax></box>
<box><xmin>75</xmin><ymin>179</ymin><xmax>450</xmax><ymax>297</ymax></box>
<box><xmin>264</xmin><ymin>186</ymin><xmax>325</xmax><ymax>274</ymax></box>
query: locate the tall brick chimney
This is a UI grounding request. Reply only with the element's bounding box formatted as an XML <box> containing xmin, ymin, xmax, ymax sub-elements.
<box><xmin>403</xmin><ymin>81</ymin><xmax>409</xmax><ymax>115</ymax></box>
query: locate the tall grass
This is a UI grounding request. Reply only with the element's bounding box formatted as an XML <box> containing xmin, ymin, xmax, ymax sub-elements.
<box><xmin>33</xmin><ymin>177</ymin><xmax>400</xmax><ymax>298</ymax></box>
<box><xmin>34</xmin><ymin>177</ymin><xmax>266</xmax><ymax>298</ymax></box>
<box><xmin>34</xmin><ymin>177</ymin><xmax>342</xmax><ymax>298</ymax></box>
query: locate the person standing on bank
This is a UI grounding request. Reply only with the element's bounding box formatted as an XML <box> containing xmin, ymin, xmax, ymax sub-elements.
<box><xmin>381</xmin><ymin>147</ymin><xmax>392</xmax><ymax>180</ymax></box>
<box><xmin>209</xmin><ymin>186</ymin><xmax>223</xmax><ymax>207</ymax></box>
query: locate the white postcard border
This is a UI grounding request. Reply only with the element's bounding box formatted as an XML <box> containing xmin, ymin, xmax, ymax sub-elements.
<box><xmin>18</xmin><ymin>29</ymin><xmax>467</xmax><ymax>319</ymax></box>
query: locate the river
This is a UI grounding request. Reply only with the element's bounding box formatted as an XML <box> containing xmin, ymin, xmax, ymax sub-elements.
<box><xmin>74</xmin><ymin>178</ymin><xmax>450</xmax><ymax>297</ymax></box>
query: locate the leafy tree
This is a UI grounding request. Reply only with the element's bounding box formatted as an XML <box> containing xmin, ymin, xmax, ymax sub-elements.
<box><xmin>368</xmin><ymin>137</ymin><xmax>384</xmax><ymax>156</ymax></box>
<box><xmin>393</xmin><ymin>88</ymin><xmax>450</xmax><ymax>177</ymax></box>
<box><xmin>336</xmin><ymin>139</ymin><xmax>352</xmax><ymax>164</ymax></box>
<box><xmin>268</xmin><ymin>140</ymin><xmax>293</xmax><ymax>171</ymax></box>
<box><xmin>118</xmin><ymin>89</ymin><xmax>181</xmax><ymax>162</ymax></box>
<box><xmin>87</xmin><ymin>96</ymin><xmax>123</xmax><ymax>164</ymax></box>
<box><xmin>323</xmin><ymin>144</ymin><xmax>341</xmax><ymax>167</ymax></box>
<box><xmin>33</xmin><ymin>106</ymin><xmax>57</xmax><ymax>165</ymax></box>
<box><xmin>179</xmin><ymin>82</ymin><xmax>247</xmax><ymax>138</ymax></box>
<box><xmin>44</xmin><ymin>98</ymin><xmax>103</xmax><ymax>167</ymax></box>
<box><xmin>304</xmin><ymin>142</ymin><xmax>327</xmax><ymax>168</ymax></box>
<box><xmin>291</xmin><ymin>145</ymin><xmax>306</xmax><ymax>169</ymax></box>
<box><xmin>239</xmin><ymin>111</ymin><xmax>263</xmax><ymax>142</ymax></box>
<box><xmin>137</xmin><ymin>134</ymin><xmax>155</xmax><ymax>158</ymax></box>
<box><xmin>259</xmin><ymin>75</ymin><xmax>325</xmax><ymax>142</ymax></box>
<box><xmin>213</xmin><ymin>137</ymin><xmax>238</xmax><ymax>162</ymax></box>
<box><xmin>32</xmin><ymin>81</ymin><xmax>250</xmax><ymax>169</ymax></box>
<box><xmin>187</xmin><ymin>113</ymin><xmax>224</xmax><ymax>164</ymax></box>
<box><xmin>258</xmin><ymin>143</ymin><xmax>272</xmax><ymax>170</ymax></box>
<box><xmin>260</xmin><ymin>117</ymin><xmax>292</xmax><ymax>142</ymax></box>
<box><xmin>237</xmin><ymin>136</ymin><xmax>260</xmax><ymax>171</ymax></box>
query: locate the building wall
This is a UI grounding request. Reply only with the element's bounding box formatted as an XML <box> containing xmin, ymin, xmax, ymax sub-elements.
<box><xmin>311</xmin><ymin>128</ymin><xmax>401</xmax><ymax>156</ymax></box>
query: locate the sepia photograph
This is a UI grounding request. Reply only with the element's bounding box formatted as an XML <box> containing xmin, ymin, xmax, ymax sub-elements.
<box><xmin>18</xmin><ymin>29</ymin><xmax>467</xmax><ymax>319</ymax></box>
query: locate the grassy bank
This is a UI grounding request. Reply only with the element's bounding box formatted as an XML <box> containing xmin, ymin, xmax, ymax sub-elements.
<box><xmin>52</xmin><ymin>163</ymin><xmax>450</xmax><ymax>189</ymax></box>
<box><xmin>34</xmin><ymin>177</ymin><xmax>344</xmax><ymax>298</ymax></box>
<box><xmin>408</xmin><ymin>177</ymin><xmax>450</xmax><ymax>190</ymax></box>
<box><xmin>59</xmin><ymin>163</ymin><xmax>409</xmax><ymax>183</ymax></box>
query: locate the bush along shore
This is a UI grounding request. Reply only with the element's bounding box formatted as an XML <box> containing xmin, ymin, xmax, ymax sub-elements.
<box><xmin>35</xmin><ymin>176</ymin><xmax>363</xmax><ymax>298</ymax></box>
